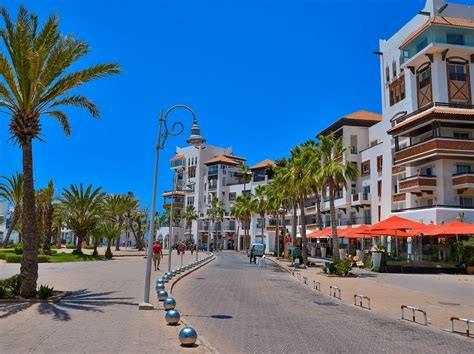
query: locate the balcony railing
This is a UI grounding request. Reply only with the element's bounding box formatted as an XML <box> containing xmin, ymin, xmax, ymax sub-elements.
<box><xmin>392</xmin><ymin>204</ymin><xmax>474</xmax><ymax>212</ymax></box>
<box><xmin>351</xmin><ymin>192</ymin><xmax>370</xmax><ymax>204</ymax></box>
<box><xmin>399</xmin><ymin>175</ymin><xmax>437</xmax><ymax>192</ymax></box>
<box><xmin>391</xmin><ymin>102</ymin><xmax>474</xmax><ymax>126</ymax></box>
<box><xmin>452</xmin><ymin>172</ymin><xmax>474</xmax><ymax>188</ymax></box>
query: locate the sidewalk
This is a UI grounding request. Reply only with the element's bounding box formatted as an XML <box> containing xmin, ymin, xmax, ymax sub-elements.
<box><xmin>0</xmin><ymin>252</ymin><xmax>212</xmax><ymax>353</ymax></box>
<box><xmin>269</xmin><ymin>256</ymin><xmax>474</xmax><ymax>333</ymax></box>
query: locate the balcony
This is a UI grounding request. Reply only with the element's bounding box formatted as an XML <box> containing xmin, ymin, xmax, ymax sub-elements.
<box><xmin>398</xmin><ymin>175</ymin><xmax>437</xmax><ymax>193</ymax></box>
<box><xmin>392</xmin><ymin>166</ymin><xmax>406</xmax><ymax>175</ymax></box>
<box><xmin>452</xmin><ymin>172</ymin><xmax>474</xmax><ymax>190</ymax></box>
<box><xmin>351</xmin><ymin>193</ymin><xmax>370</xmax><ymax>206</ymax></box>
<box><xmin>392</xmin><ymin>193</ymin><xmax>406</xmax><ymax>203</ymax></box>
<box><xmin>394</xmin><ymin>137</ymin><xmax>474</xmax><ymax>165</ymax></box>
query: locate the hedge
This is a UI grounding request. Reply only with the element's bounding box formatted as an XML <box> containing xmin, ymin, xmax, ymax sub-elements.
<box><xmin>5</xmin><ymin>254</ymin><xmax>51</xmax><ymax>263</ymax></box>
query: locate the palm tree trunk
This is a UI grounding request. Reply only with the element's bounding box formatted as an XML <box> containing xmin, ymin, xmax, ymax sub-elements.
<box><xmin>56</xmin><ymin>223</ymin><xmax>62</xmax><ymax>249</ymax></box>
<box><xmin>261</xmin><ymin>214</ymin><xmax>265</xmax><ymax>248</ymax></box>
<box><xmin>299</xmin><ymin>197</ymin><xmax>308</xmax><ymax>263</ymax></box>
<box><xmin>129</xmin><ymin>222</ymin><xmax>143</xmax><ymax>250</ymax></box>
<box><xmin>42</xmin><ymin>206</ymin><xmax>53</xmax><ymax>255</ymax></box>
<box><xmin>19</xmin><ymin>139</ymin><xmax>39</xmax><ymax>298</ymax></box>
<box><xmin>315</xmin><ymin>193</ymin><xmax>323</xmax><ymax>230</ymax></box>
<box><xmin>105</xmin><ymin>238</ymin><xmax>113</xmax><ymax>259</ymax></box>
<box><xmin>274</xmin><ymin>215</ymin><xmax>279</xmax><ymax>256</ymax></box>
<box><xmin>2</xmin><ymin>210</ymin><xmax>18</xmax><ymax>247</ymax></box>
<box><xmin>329</xmin><ymin>182</ymin><xmax>340</xmax><ymax>260</ymax></box>
<box><xmin>75</xmin><ymin>232</ymin><xmax>84</xmax><ymax>253</ymax></box>
<box><xmin>291</xmin><ymin>203</ymin><xmax>297</xmax><ymax>245</ymax></box>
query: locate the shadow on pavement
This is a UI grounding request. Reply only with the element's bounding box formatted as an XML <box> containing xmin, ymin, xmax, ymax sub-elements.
<box><xmin>184</xmin><ymin>313</ymin><xmax>233</xmax><ymax>320</ymax></box>
<box><xmin>0</xmin><ymin>289</ymin><xmax>137</xmax><ymax>321</ymax></box>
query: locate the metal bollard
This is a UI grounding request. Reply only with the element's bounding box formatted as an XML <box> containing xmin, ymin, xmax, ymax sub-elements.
<box><xmin>303</xmin><ymin>276</ymin><xmax>308</xmax><ymax>285</ymax></box>
<box><xmin>329</xmin><ymin>285</ymin><xmax>341</xmax><ymax>299</ymax></box>
<box><xmin>400</xmin><ymin>305</ymin><xmax>428</xmax><ymax>326</ymax></box>
<box><xmin>313</xmin><ymin>281</ymin><xmax>321</xmax><ymax>291</ymax></box>
<box><xmin>450</xmin><ymin>317</ymin><xmax>473</xmax><ymax>336</ymax></box>
<box><xmin>353</xmin><ymin>294</ymin><xmax>371</xmax><ymax>310</ymax></box>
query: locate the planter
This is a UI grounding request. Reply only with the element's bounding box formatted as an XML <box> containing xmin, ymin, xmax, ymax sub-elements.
<box><xmin>310</xmin><ymin>247</ymin><xmax>316</xmax><ymax>257</ymax></box>
<box><xmin>372</xmin><ymin>252</ymin><xmax>383</xmax><ymax>269</ymax></box>
<box><xmin>320</xmin><ymin>247</ymin><xmax>327</xmax><ymax>258</ymax></box>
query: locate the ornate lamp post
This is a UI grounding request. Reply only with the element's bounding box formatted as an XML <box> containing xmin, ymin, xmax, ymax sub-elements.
<box><xmin>139</xmin><ymin>104</ymin><xmax>203</xmax><ymax>310</ymax></box>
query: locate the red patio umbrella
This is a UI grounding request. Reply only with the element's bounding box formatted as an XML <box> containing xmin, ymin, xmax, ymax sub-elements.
<box><xmin>424</xmin><ymin>221</ymin><xmax>474</xmax><ymax>237</ymax></box>
<box><xmin>368</xmin><ymin>216</ymin><xmax>425</xmax><ymax>232</ymax></box>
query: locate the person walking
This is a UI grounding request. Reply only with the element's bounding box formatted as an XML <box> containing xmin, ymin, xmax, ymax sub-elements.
<box><xmin>152</xmin><ymin>241</ymin><xmax>163</xmax><ymax>271</ymax></box>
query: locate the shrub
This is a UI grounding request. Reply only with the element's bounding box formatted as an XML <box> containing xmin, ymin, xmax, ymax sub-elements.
<box><xmin>325</xmin><ymin>259</ymin><xmax>352</xmax><ymax>276</ymax></box>
<box><xmin>0</xmin><ymin>274</ymin><xmax>21</xmax><ymax>297</ymax></box>
<box><xmin>38</xmin><ymin>284</ymin><xmax>54</xmax><ymax>299</ymax></box>
<box><xmin>13</xmin><ymin>243</ymin><xmax>23</xmax><ymax>255</ymax></box>
<box><xmin>37</xmin><ymin>255</ymin><xmax>50</xmax><ymax>263</ymax></box>
<box><xmin>85</xmin><ymin>245</ymin><xmax>94</xmax><ymax>250</ymax></box>
<box><xmin>0</xmin><ymin>253</ymin><xmax>7</xmax><ymax>260</ymax></box>
<box><xmin>65</xmin><ymin>243</ymin><xmax>75</xmax><ymax>249</ymax></box>
<box><xmin>5</xmin><ymin>254</ymin><xmax>22</xmax><ymax>263</ymax></box>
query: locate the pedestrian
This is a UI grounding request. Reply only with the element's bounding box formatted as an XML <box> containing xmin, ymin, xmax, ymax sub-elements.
<box><xmin>152</xmin><ymin>241</ymin><xmax>163</xmax><ymax>271</ymax></box>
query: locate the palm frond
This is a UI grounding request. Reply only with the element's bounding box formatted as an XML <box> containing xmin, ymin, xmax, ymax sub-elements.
<box><xmin>45</xmin><ymin>110</ymin><xmax>70</xmax><ymax>135</ymax></box>
<box><xmin>49</xmin><ymin>95</ymin><xmax>99</xmax><ymax>117</ymax></box>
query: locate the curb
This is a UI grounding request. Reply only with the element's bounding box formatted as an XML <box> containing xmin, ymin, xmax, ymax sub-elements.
<box><xmin>170</xmin><ymin>255</ymin><xmax>216</xmax><ymax>294</ymax></box>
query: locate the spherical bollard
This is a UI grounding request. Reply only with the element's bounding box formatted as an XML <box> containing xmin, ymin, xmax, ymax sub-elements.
<box><xmin>157</xmin><ymin>277</ymin><xmax>164</xmax><ymax>283</ymax></box>
<box><xmin>165</xmin><ymin>309</ymin><xmax>181</xmax><ymax>325</ymax></box>
<box><xmin>163</xmin><ymin>297</ymin><xmax>176</xmax><ymax>310</ymax></box>
<box><xmin>155</xmin><ymin>282</ymin><xmax>165</xmax><ymax>291</ymax></box>
<box><xmin>163</xmin><ymin>274</ymin><xmax>170</xmax><ymax>282</ymax></box>
<box><xmin>171</xmin><ymin>270</ymin><xmax>176</xmax><ymax>276</ymax></box>
<box><xmin>157</xmin><ymin>290</ymin><xmax>168</xmax><ymax>301</ymax></box>
<box><xmin>179</xmin><ymin>327</ymin><xmax>198</xmax><ymax>347</ymax></box>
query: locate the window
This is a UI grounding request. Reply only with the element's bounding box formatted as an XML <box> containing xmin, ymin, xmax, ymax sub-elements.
<box><xmin>350</xmin><ymin>135</ymin><xmax>358</xmax><ymax>154</ymax></box>
<box><xmin>377</xmin><ymin>155</ymin><xmax>383</xmax><ymax>172</ymax></box>
<box><xmin>361</xmin><ymin>161</ymin><xmax>370</xmax><ymax>176</ymax></box>
<box><xmin>363</xmin><ymin>185</ymin><xmax>370</xmax><ymax>195</ymax></box>
<box><xmin>229</xmin><ymin>192</ymin><xmax>236</xmax><ymax>202</ymax></box>
<box><xmin>392</xmin><ymin>61</ymin><xmax>397</xmax><ymax>78</ymax></box>
<box><xmin>188</xmin><ymin>166</ymin><xmax>196</xmax><ymax>178</ymax></box>
<box><xmin>385</xmin><ymin>66</ymin><xmax>390</xmax><ymax>83</ymax></box>
<box><xmin>454</xmin><ymin>131</ymin><xmax>469</xmax><ymax>139</ymax></box>
<box><xmin>416</xmin><ymin>38</ymin><xmax>428</xmax><ymax>52</ymax></box>
<box><xmin>417</xmin><ymin>64</ymin><xmax>433</xmax><ymax>108</ymax></box>
<box><xmin>447</xmin><ymin>60</ymin><xmax>471</xmax><ymax>104</ymax></box>
<box><xmin>456</xmin><ymin>164</ymin><xmax>471</xmax><ymax>175</ymax></box>
<box><xmin>425</xmin><ymin>167</ymin><xmax>434</xmax><ymax>177</ymax></box>
<box><xmin>460</xmin><ymin>197</ymin><xmax>473</xmax><ymax>207</ymax></box>
<box><xmin>377</xmin><ymin>180</ymin><xmax>382</xmax><ymax>198</ymax></box>
<box><xmin>186</xmin><ymin>196</ymin><xmax>194</xmax><ymax>206</ymax></box>
<box><xmin>449</xmin><ymin>63</ymin><xmax>467</xmax><ymax>82</ymax></box>
<box><xmin>447</xmin><ymin>33</ymin><xmax>464</xmax><ymax>45</ymax></box>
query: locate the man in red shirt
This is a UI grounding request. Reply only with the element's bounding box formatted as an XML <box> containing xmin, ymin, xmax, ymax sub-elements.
<box><xmin>152</xmin><ymin>241</ymin><xmax>163</xmax><ymax>271</ymax></box>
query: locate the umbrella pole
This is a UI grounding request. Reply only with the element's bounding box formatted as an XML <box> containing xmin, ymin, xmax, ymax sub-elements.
<box><xmin>395</xmin><ymin>237</ymin><xmax>399</xmax><ymax>258</ymax></box>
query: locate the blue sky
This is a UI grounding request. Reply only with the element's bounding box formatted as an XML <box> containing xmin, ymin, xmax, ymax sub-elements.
<box><xmin>0</xmin><ymin>0</ymin><xmax>469</xmax><ymax>209</ymax></box>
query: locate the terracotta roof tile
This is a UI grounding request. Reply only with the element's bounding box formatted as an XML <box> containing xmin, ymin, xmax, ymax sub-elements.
<box><xmin>170</xmin><ymin>154</ymin><xmax>185</xmax><ymax>162</ymax></box>
<box><xmin>400</xmin><ymin>16</ymin><xmax>474</xmax><ymax>49</ymax></box>
<box><xmin>344</xmin><ymin>110</ymin><xmax>382</xmax><ymax>122</ymax></box>
<box><xmin>250</xmin><ymin>159</ymin><xmax>276</xmax><ymax>170</ymax></box>
<box><xmin>205</xmin><ymin>154</ymin><xmax>242</xmax><ymax>166</ymax></box>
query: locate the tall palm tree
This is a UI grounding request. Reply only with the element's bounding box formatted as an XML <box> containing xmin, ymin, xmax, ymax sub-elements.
<box><xmin>251</xmin><ymin>185</ymin><xmax>267</xmax><ymax>246</ymax></box>
<box><xmin>208</xmin><ymin>197</ymin><xmax>225</xmax><ymax>251</ymax></box>
<box><xmin>317</xmin><ymin>133</ymin><xmax>359</xmax><ymax>260</ymax></box>
<box><xmin>0</xmin><ymin>173</ymin><xmax>22</xmax><ymax>247</ymax></box>
<box><xmin>52</xmin><ymin>202</ymin><xmax>66</xmax><ymax>249</ymax></box>
<box><xmin>40</xmin><ymin>180</ymin><xmax>54</xmax><ymax>255</ymax></box>
<box><xmin>103</xmin><ymin>194</ymin><xmax>130</xmax><ymax>251</ymax></box>
<box><xmin>303</xmin><ymin>140</ymin><xmax>324</xmax><ymax>230</ymax></box>
<box><xmin>230</xmin><ymin>194</ymin><xmax>252</xmax><ymax>250</ymax></box>
<box><xmin>97</xmin><ymin>220</ymin><xmax>123</xmax><ymax>259</ymax></box>
<box><xmin>265</xmin><ymin>182</ymin><xmax>283</xmax><ymax>255</ymax></box>
<box><xmin>241</xmin><ymin>165</ymin><xmax>252</xmax><ymax>193</ymax></box>
<box><xmin>0</xmin><ymin>7</ymin><xmax>120</xmax><ymax>297</ymax></box>
<box><xmin>182</xmin><ymin>204</ymin><xmax>198</xmax><ymax>242</ymax></box>
<box><xmin>61</xmin><ymin>184</ymin><xmax>104</xmax><ymax>253</ymax></box>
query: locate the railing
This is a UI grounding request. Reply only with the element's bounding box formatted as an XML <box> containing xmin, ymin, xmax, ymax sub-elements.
<box><xmin>329</xmin><ymin>285</ymin><xmax>341</xmax><ymax>300</ymax></box>
<box><xmin>313</xmin><ymin>281</ymin><xmax>321</xmax><ymax>291</ymax></box>
<box><xmin>400</xmin><ymin>305</ymin><xmax>428</xmax><ymax>326</ymax></box>
<box><xmin>354</xmin><ymin>294</ymin><xmax>371</xmax><ymax>310</ymax></box>
<box><xmin>450</xmin><ymin>317</ymin><xmax>473</xmax><ymax>336</ymax></box>
<box><xmin>391</xmin><ymin>102</ymin><xmax>474</xmax><ymax>126</ymax></box>
<box><xmin>399</xmin><ymin>174</ymin><xmax>436</xmax><ymax>182</ymax></box>
<box><xmin>392</xmin><ymin>204</ymin><xmax>474</xmax><ymax>212</ymax></box>
<box><xmin>396</xmin><ymin>135</ymin><xmax>474</xmax><ymax>152</ymax></box>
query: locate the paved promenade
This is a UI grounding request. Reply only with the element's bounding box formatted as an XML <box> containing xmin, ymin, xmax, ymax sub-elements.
<box><xmin>0</xmin><ymin>252</ymin><xmax>211</xmax><ymax>353</ymax></box>
<box><xmin>174</xmin><ymin>252</ymin><xmax>473</xmax><ymax>353</ymax></box>
<box><xmin>272</xmin><ymin>256</ymin><xmax>474</xmax><ymax>332</ymax></box>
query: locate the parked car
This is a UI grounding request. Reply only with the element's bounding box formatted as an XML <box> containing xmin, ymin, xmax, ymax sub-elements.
<box><xmin>248</xmin><ymin>243</ymin><xmax>265</xmax><ymax>263</ymax></box>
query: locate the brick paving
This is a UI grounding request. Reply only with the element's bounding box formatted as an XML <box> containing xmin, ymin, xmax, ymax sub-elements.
<box><xmin>272</xmin><ymin>256</ymin><xmax>474</xmax><ymax>332</ymax></box>
<box><xmin>0</xmin><ymin>252</ymin><xmax>211</xmax><ymax>353</ymax></box>
<box><xmin>173</xmin><ymin>252</ymin><xmax>473</xmax><ymax>353</ymax></box>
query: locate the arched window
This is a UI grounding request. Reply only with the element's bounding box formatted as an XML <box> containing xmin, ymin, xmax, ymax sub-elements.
<box><xmin>446</xmin><ymin>57</ymin><xmax>471</xmax><ymax>105</ymax></box>
<box><xmin>416</xmin><ymin>63</ymin><xmax>432</xmax><ymax>108</ymax></box>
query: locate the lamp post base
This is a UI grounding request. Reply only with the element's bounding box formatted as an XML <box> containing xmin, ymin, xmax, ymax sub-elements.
<box><xmin>138</xmin><ymin>302</ymin><xmax>155</xmax><ymax>310</ymax></box>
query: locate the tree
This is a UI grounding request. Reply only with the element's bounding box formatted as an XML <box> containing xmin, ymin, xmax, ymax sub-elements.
<box><xmin>251</xmin><ymin>185</ymin><xmax>268</xmax><ymax>246</ymax></box>
<box><xmin>182</xmin><ymin>204</ymin><xmax>198</xmax><ymax>242</ymax></box>
<box><xmin>208</xmin><ymin>197</ymin><xmax>225</xmax><ymax>251</ymax></box>
<box><xmin>97</xmin><ymin>221</ymin><xmax>123</xmax><ymax>259</ymax></box>
<box><xmin>0</xmin><ymin>173</ymin><xmax>22</xmax><ymax>247</ymax></box>
<box><xmin>317</xmin><ymin>133</ymin><xmax>359</xmax><ymax>260</ymax></box>
<box><xmin>0</xmin><ymin>7</ymin><xmax>120</xmax><ymax>297</ymax></box>
<box><xmin>52</xmin><ymin>202</ymin><xmax>66</xmax><ymax>249</ymax></box>
<box><xmin>61</xmin><ymin>184</ymin><xmax>104</xmax><ymax>253</ymax></box>
<box><xmin>302</xmin><ymin>140</ymin><xmax>324</xmax><ymax>230</ymax></box>
<box><xmin>230</xmin><ymin>194</ymin><xmax>252</xmax><ymax>251</ymax></box>
<box><xmin>40</xmin><ymin>180</ymin><xmax>54</xmax><ymax>255</ymax></box>
<box><xmin>102</xmin><ymin>194</ymin><xmax>130</xmax><ymax>251</ymax></box>
<box><xmin>265</xmin><ymin>182</ymin><xmax>284</xmax><ymax>256</ymax></box>
<box><xmin>241</xmin><ymin>165</ymin><xmax>252</xmax><ymax>193</ymax></box>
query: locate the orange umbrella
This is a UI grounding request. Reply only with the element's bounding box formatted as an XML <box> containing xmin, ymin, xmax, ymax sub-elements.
<box><xmin>424</xmin><ymin>221</ymin><xmax>474</xmax><ymax>236</ymax></box>
<box><xmin>364</xmin><ymin>228</ymin><xmax>414</xmax><ymax>237</ymax></box>
<box><xmin>411</xmin><ymin>223</ymin><xmax>440</xmax><ymax>236</ymax></box>
<box><xmin>368</xmin><ymin>215</ymin><xmax>425</xmax><ymax>232</ymax></box>
<box><xmin>343</xmin><ymin>225</ymin><xmax>373</xmax><ymax>239</ymax></box>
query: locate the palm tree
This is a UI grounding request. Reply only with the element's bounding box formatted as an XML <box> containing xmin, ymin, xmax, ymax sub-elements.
<box><xmin>61</xmin><ymin>184</ymin><xmax>104</xmax><ymax>254</ymax></box>
<box><xmin>40</xmin><ymin>180</ymin><xmax>54</xmax><ymax>255</ymax></box>
<box><xmin>103</xmin><ymin>194</ymin><xmax>130</xmax><ymax>251</ymax></box>
<box><xmin>265</xmin><ymin>182</ymin><xmax>283</xmax><ymax>255</ymax></box>
<box><xmin>0</xmin><ymin>7</ymin><xmax>120</xmax><ymax>297</ymax></box>
<box><xmin>317</xmin><ymin>133</ymin><xmax>359</xmax><ymax>260</ymax></box>
<box><xmin>182</xmin><ymin>204</ymin><xmax>198</xmax><ymax>242</ymax></box>
<box><xmin>0</xmin><ymin>173</ymin><xmax>22</xmax><ymax>247</ymax></box>
<box><xmin>208</xmin><ymin>197</ymin><xmax>225</xmax><ymax>251</ymax></box>
<box><xmin>251</xmin><ymin>185</ymin><xmax>268</xmax><ymax>246</ymax></box>
<box><xmin>302</xmin><ymin>141</ymin><xmax>324</xmax><ymax>230</ymax></box>
<box><xmin>241</xmin><ymin>165</ymin><xmax>252</xmax><ymax>193</ymax></box>
<box><xmin>97</xmin><ymin>221</ymin><xmax>123</xmax><ymax>259</ymax></box>
<box><xmin>52</xmin><ymin>202</ymin><xmax>66</xmax><ymax>249</ymax></box>
<box><xmin>230</xmin><ymin>194</ymin><xmax>252</xmax><ymax>251</ymax></box>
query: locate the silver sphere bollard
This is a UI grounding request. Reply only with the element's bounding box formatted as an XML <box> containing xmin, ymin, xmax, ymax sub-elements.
<box><xmin>157</xmin><ymin>290</ymin><xmax>168</xmax><ymax>301</ymax></box>
<box><xmin>179</xmin><ymin>327</ymin><xmax>198</xmax><ymax>347</ymax></box>
<box><xmin>163</xmin><ymin>274</ymin><xmax>170</xmax><ymax>282</ymax></box>
<box><xmin>155</xmin><ymin>282</ymin><xmax>165</xmax><ymax>291</ymax></box>
<box><xmin>165</xmin><ymin>309</ymin><xmax>181</xmax><ymax>325</ymax></box>
<box><xmin>157</xmin><ymin>277</ymin><xmax>164</xmax><ymax>283</ymax></box>
<box><xmin>163</xmin><ymin>297</ymin><xmax>176</xmax><ymax>310</ymax></box>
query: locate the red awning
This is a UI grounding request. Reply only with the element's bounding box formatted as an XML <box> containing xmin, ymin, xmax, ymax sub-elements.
<box><xmin>424</xmin><ymin>221</ymin><xmax>474</xmax><ymax>236</ymax></box>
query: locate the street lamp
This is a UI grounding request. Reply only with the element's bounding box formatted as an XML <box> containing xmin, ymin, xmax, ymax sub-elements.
<box><xmin>139</xmin><ymin>104</ymin><xmax>203</xmax><ymax>310</ymax></box>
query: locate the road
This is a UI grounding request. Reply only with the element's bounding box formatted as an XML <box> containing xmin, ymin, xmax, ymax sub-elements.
<box><xmin>173</xmin><ymin>252</ymin><xmax>473</xmax><ymax>353</ymax></box>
